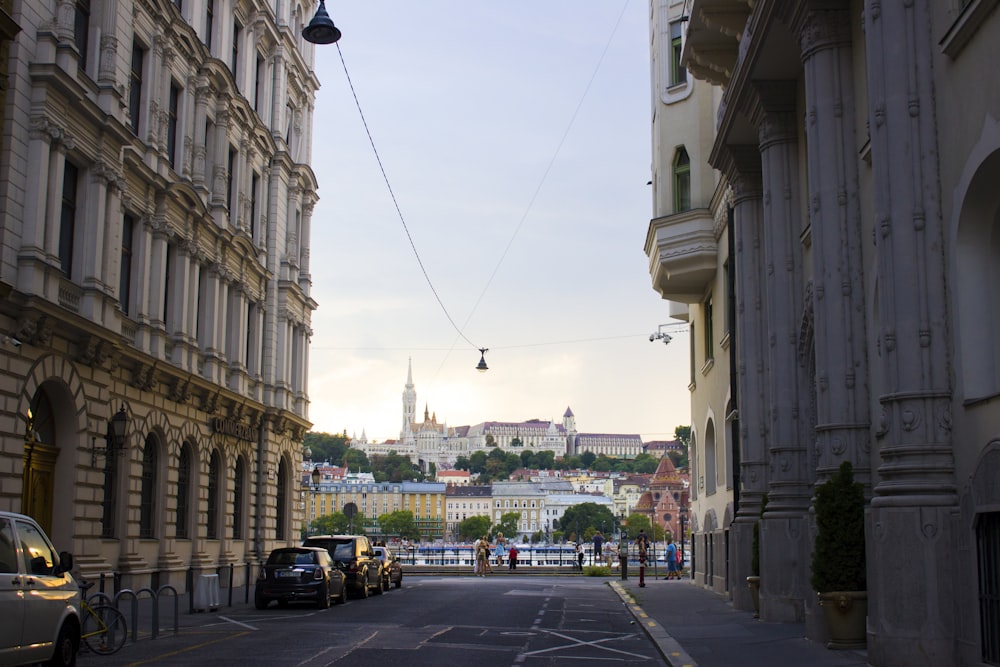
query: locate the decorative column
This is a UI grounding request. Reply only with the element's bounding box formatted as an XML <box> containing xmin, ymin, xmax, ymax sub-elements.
<box><xmin>864</xmin><ymin>2</ymin><xmax>956</xmax><ymax>665</ymax></box>
<box><xmin>795</xmin><ymin>3</ymin><xmax>872</xmax><ymax>485</ymax></box>
<box><xmin>192</xmin><ymin>82</ymin><xmax>210</xmax><ymax>188</ymax></box>
<box><xmin>793</xmin><ymin>1</ymin><xmax>873</xmax><ymax>641</ymax></box>
<box><xmin>718</xmin><ymin>146</ymin><xmax>767</xmax><ymax>611</ymax></box>
<box><xmin>749</xmin><ymin>82</ymin><xmax>813</xmax><ymax>623</ymax></box>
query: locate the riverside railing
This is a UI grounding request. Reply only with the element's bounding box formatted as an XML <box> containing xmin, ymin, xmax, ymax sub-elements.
<box><xmin>398</xmin><ymin>543</ymin><xmax>666</xmax><ymax>569</ymax></box>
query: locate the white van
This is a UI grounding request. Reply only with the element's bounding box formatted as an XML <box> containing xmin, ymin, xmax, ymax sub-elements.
<box><xmin>0</xmin><ymin>511</ymin><xmax>80</xmax><ymax>666</ymax></box>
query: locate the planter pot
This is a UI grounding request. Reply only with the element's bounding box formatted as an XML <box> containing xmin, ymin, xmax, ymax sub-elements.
<box><xmin>817</xmin><ymin>591</ymin><xmax>867</xmax><ymax>650</ymax></box>
<box><xmin>746</xmin><ymin>576</ymin><xmax>760</xmax><ymax>619</ymax></box>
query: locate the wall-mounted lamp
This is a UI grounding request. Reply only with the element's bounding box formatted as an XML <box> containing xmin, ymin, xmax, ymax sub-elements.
<box><xmin>302</xmin><ymin>0</ymin><xmax>342</xmax><ymax>45</ymax></box>
<box><xmin>91</xmin><ymin>404</ymin><xmax>129</xmax><ymax>468</ymax></box>
<box><xmin>649</xmin><ymin>324</ymin><xmax>675</xmax><ymax>346</ymax></box>
<box><xmin>476</xmin><ymin>348</ymin><xmax>489</xmax><ymax>372</ymax></box>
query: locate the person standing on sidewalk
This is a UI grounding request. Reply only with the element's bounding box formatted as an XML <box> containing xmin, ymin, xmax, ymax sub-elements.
<box><xmin>508</xmin><ymin>544</ymin><xmax>518</xmax><ymax>570</ymax></box>
<box><xmin>575</xmin><ymin>542</ymin><xmax>584</xmax><ymax>570</ymax></box>
<box><xmin>592</xmin><ymin>531</ymin><xmax>604</xmax><ymax>566</ymax></box>
<box><xmin>636</xmin><ymin>530</ymin><xmax>649</xmax><ymax>587</ymax></box>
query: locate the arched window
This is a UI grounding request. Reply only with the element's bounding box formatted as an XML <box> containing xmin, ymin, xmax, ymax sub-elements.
<box><xmin>673</xmin><ymin>147</ymin><xmax>691</xmax><ymax>212</ymax></box>
<box><xmin>139</xmin><ymin>435</ymin><xmax>158</xmax><ymax>538</ymax></box>
<box><xmin>233</xmin><ymin>457</ymin><xmax>246</xmax><ymax>540</ymax></box>
<box><xmin>176</xmin><ymin>442</ymin><xmax>192</xmax><ymax>539</ymax></box>
<box><xmin>276</xmin><ymin>458</ymin><xmax>288</xmax><ymax>541</ymax></box>
<box><xmin>705</xmin><ymin>420</ymin><xmax>717</xmax><ymax>496</ymax></box>
<box><xmin>207</xmin><ymin>450</ymin><xmax>221</xmax><ymax>539</ymax></box>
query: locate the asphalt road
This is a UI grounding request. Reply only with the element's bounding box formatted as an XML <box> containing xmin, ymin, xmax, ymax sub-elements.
<box><xmin>77</xmin><ymin>576</ymin><xmax>666</xmax><ymax>667</ymax></box>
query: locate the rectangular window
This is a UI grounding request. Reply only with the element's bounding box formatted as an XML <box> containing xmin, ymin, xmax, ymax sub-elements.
<box><xmin>167</xmin><ymin>83</ymin><xmax>180</xmax><ymax>169</ymax></box>
<box><xmin>226</xmin><ymin>146</ymin><xmax>237</xmax><ymax>215</ymax></box>
<box><xmin>205</xmin><ymin>0</ymin><xmax>214</xmax><ymax>50</ymax></box>
<box><xmin>670</xmin><ymin>21</ymin><xmax>687</xmax><ymax>86</ymax></box>
<box><xmin>979</xmin><ymin>512</ymin><xmax>1000</xmax><ymax>664</ymax></box>
<box><xmin>704</xmin><ymin>294</ymin><xmax>714</xmax><ymax>363</ymax></box>
<box><xmin>162</xmin><ymin>244</ymin><xmax>172</xmax><ymax>325</ymax></box>
<box><xmin>59</xmin><ymin>161</ymin><xmax>78</xmax><ymax>278</ymax></box>
<box><xmin>120</xmin><ymin>214</ymin><xmax>135</xmax><ymax>315</ymax></box>
<box><xmin>129</xmin><ymin>42</ymin><xmax>145</xmax><ymax>135</ymax></box>
<box><xmin>74</xmin><ymin>1</ymin><xmax>90</xmax><ymax>69</ymax></box>
<box><xmin>232</xmin><ymin>21</ymin><xmax>242</xmax><ymax>77</ymax></box>
<box><xmin>250</xmin><ymin>171</ymin><xmax>259</xmax><ymax>238</ymax></box>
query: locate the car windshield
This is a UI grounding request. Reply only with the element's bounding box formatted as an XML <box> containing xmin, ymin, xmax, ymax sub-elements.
<box><xmin>268</xmin><ymin>550</ymin><xmax>315</xmax><ymax>566</ymax></box>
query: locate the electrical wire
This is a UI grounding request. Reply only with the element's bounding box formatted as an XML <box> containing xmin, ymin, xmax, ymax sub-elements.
<box><xmin>333</xmin><ymin>43</ymin><xmax>479</xmax><ymax>352</ymax></box>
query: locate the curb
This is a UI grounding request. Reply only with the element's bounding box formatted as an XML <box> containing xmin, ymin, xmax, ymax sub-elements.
<box><xmin>609</xmin><ymin>581</ymin><xmax>698</xmax><ymax>667</ymax></box>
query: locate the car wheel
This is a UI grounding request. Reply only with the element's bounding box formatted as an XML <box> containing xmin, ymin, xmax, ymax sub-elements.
<box><xmin>316</xmin><ymin>581</ymin><xmax>330</xmax><ymax>609</ymax></box>
<box><xmin>44</xmin><ymin>621</ymin><xmax>78</xmax><ymax>667</ymax></box>
<box><xmin>334</xmin><ymin>585</ymin><xmax>347</xmax><ymax>604</ymax></box>
<box><xmin>373</xmin><ymin>570</ymin><xmax>384</xmax><ymax>595</ymax></box>
<box><xmin>358</xmin><ymin>573</ymin><xmax>369</xmax><ymax>599</ymax></box>
<box><xmin>254</xmin><ymin>593</ymin><xmax>269</xmax><ymax>610</ymax></box>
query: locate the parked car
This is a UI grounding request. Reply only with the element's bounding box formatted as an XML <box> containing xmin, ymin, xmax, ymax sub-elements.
<box><xmin>0</xmin><ymin>511</ymin><xmax>80</xmax><ymax>666</ymax></box>
<box><xmin>255</xmin><ymin>546</ymin><xmax>346</xmax><ymax>609</ymax></box>
<box><xmin>373</xmin><ymin>546</ymin><xmax>403</xmax><ymax>589</ymax></box>
<box><xmin>302</xmin><ymin>535</ymin><xmax>383</xmax><ymax>599</ymax></box>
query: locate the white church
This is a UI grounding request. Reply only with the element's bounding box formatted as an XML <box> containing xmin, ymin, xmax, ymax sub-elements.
<box><xmin>350</xmin><ymin>360</ymin><xmax>645</xmax><ymax>471</ymax></box>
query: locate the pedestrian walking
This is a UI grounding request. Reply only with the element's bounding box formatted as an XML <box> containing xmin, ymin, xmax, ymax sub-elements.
<box><xmin>575</xmin><ymin>542</ymin><xmax>584</xmax><ymax>570</ymax></box>
<box><xmin>636</xmin><ymin>530</ymin><xmax>649</xmax><ymax>587</ymax></box>
<box><xmin>593</xmin><ymin>531</ymin><xmax>604</xmax><ymax>566</ymax></box>
<box><xmin>665</xmin><ymin>536</ymin><xmax>680</xmax><ymax>580</ymax></box>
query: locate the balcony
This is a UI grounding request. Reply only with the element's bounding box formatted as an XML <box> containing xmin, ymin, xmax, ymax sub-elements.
<box><xmin>681</xmin><ymin>0</ymin><xmax>751</xmax><ymax>87</ymax></box>
<box><xmin>645</xmin><ymin>208</ymin><xmax>718</xmax><ymax>304</ymax></box>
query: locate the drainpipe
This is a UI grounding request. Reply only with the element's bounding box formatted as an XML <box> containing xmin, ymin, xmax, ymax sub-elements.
<box><xmin>254</xmin><ymin>415</ymin><xmax>266</xmax><ymax>562</ymax></box>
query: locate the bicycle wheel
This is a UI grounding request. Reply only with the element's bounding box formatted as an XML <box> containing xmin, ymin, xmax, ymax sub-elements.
<box><xmin>82</xmin><ymin>604</ymin><xmax>127</xmax><ymax>655</ymax></box>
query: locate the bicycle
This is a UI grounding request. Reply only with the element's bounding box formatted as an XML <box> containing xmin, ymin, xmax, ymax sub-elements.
<box><xmin>79</xmin><ymin>582</ymin><xmax>127</xmax><ymax>655</ymax></box>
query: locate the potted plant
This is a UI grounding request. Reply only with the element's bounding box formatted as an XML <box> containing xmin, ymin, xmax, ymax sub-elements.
<box><xmin>746</xmin><ymin>494</ymin><xmax>767</xmax><ymax>618</ymax></box>
<box><xmin>810</xmin><ymin>461</ymin><xmax>867</xmax><ymax>649</ymax></box>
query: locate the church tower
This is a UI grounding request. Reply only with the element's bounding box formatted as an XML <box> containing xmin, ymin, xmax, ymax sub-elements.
<box><xmin>401</xmin><ymin>358</ymin><xmax>417</xmax><ymax>441</ymax></box>
<box><xmin>563</xmin><ymin>406</ymin><xmax>578</xmax><ymax>455</ymax></box>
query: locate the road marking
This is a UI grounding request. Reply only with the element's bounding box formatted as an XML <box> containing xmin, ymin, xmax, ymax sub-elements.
<box><xmin>117</xmin><ymin>630</ymin><xmax>252</xmax><ymax>665</ymax></box>
<box><xmin>520</xmin><ymin>629</ymin><xmax>649</xmax><ymax>660</ymax></box>
<box><xmin>217</xmin><ymin>616</ymin><xmax>258</xmax><ymax>630</ymax></box>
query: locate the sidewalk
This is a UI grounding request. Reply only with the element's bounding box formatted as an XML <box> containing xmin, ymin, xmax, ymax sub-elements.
<box><xmin>611</xmin><ymin>575</ymin><xmax>870</xmax><ymax>667</ymax></box>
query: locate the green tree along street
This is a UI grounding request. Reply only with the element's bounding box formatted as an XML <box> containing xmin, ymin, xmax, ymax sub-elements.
<box><xmin>377</xmin><ymin>510</ymin><xmax>420</xmax><ymax>540</ymax></box>
<box><xmin>624</xmin><ymin>513</ymin><xmax>665</xmax><ymax>541</ymax></box>
<box><xmin>559</xmin><ymin>503</ymin><xmax>617</xmax><ymax>542</ymax></box>
<box><xmin>494</xmin><ymin>512</ymin><xmax>520</xmax><ymax>539</ymax></box>
<box><xmin>459</xmin><ymin>515</ymin><xmax>492</xmax><ymax>541</ymax></box>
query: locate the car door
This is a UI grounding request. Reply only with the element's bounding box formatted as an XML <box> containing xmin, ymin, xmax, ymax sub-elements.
<box><xmin>0</xmin><ymin>515</ymin><xmax>26</xmax><ymax>665</ymax></box>
<box><xmin>14</xmin><ymin>517</ymin><xmax>76</xmax><ymax>664</ymax></box>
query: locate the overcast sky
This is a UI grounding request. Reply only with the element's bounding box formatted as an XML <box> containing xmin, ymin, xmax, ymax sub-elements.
<box><xmin>305</xmin><ymin>1</ymin><xmax>691</xmax><ymax>443</ymax></box>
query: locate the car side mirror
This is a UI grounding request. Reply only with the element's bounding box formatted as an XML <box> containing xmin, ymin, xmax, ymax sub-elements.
<box><xmin>54</xmin><ymin>551</ymin><xmax>73</xmax><ymax>575</ymax></box>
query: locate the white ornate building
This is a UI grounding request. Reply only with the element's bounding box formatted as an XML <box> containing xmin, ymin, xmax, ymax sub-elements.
<box><xmin>354</xmin><ymin>361</ymin><xmax>645</xmax><ymax>470</ymax></box>
<box><xmin>645</xmin><ymin>0</ymin><xmax>1000</xmax><ymax>664</ymax></box>
<box><xmin>0</xmin><ymin>0</ymin><xmax>322</xmax><ymax>591</ymax></box>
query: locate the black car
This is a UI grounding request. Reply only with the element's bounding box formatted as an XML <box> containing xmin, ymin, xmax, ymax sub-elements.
<box><xmin>373</xmin><ymin>545</ymin><xmax>403</xmax><ymax>589</ymax></box>
<box><xmin>255</xmin><ymin>546</ymin><xmax>346</xmax><ymax>609</ymax></box>
<box><xmin>302</xmin><ymin>535</ymin><xmax>383</xmax><ymax>599</ymax></box>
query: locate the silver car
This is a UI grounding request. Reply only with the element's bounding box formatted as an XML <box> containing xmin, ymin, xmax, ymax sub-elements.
<box><xmin>0</xmin><ymin>511</ymin><xmax>80</xmax><ymax>666</ymax></box>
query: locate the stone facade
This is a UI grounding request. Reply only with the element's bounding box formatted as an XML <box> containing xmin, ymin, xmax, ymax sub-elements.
<box><xmin>0</xmin><ymin>1</ymin><xmax>320</xmax><ymax>592</ymax></box>
<box><xmin>646</xmin><ymin>0</ymin><xmax>1000</xmax><ymax>664</ymax></box>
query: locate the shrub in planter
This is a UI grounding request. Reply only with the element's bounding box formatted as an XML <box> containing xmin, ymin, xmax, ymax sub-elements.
<box><xmin>810</xmin><ymin>461</ymin><xmax>866</xmax><ymax>593</ymax></box>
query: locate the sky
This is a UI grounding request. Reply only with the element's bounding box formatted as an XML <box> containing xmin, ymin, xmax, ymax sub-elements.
<box><xmin>305</xmin><ymin>1</ymin><xmax>691</xmax><ymax>444</ymax></box>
